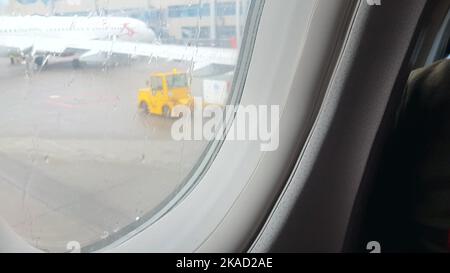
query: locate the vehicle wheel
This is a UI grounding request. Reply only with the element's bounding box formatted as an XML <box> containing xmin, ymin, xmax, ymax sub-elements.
<box><xmin>162</xmin><ymin>106</ymin><xmax>171</xmax><ymax>118</ymax></box>
<box><xmin>34</xmin><ymin>56</ymin><xmax>45</xmax><ymax>67</ymax></box>
<box><xmin>139</xmin><ymin>102</ymin><xmax>149</xmax><ymax>115</ymax></box>
<box><xmin>72</xmin><ymin>59</ymin><xmax>82</xmax><ymax>69</ymax></box>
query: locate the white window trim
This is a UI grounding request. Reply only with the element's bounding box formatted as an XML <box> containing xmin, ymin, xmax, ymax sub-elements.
<box><xmin>0</xmin><ymin>0</ymin><xmax>357</xmax><ymax>253</ymax></box>
<box><xmin>108</xmin><ymin>0</ymin><xmax>355</xmax><ymax>253</ymax></box>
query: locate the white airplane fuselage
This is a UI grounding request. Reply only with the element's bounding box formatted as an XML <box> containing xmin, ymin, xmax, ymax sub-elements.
<box><xmin>0</xmin><ymin>15</ymin><xmax>156</xmax><ymax>59</ymax></box>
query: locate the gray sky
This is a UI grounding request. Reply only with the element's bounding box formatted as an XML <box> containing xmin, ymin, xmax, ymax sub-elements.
<box><xmin>0</xmin><ymin>0</ymin><xmax>9</xmax><ymax>7</ymax></box>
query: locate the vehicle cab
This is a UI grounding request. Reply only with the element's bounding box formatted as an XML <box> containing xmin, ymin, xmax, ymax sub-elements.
<box><xmin>138</xmin><ymin>69</ymin><xmax>194</xmax><ymax>117</ymax></box>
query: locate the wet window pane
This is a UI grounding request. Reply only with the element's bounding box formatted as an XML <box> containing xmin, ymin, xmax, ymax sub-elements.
<box><xmin>0</xmin><ymin>0</ymin><xmax>253</xmax><ymax>252</ymax></box>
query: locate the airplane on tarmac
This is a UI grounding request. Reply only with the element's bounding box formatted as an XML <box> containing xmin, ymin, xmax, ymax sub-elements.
<box><xmin>0</xmin><ymin>15</ymin><xmax>238</xmax><ymax>70</ymax></box>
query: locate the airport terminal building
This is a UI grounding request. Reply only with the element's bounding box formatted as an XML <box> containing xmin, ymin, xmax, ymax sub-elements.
<box><xmin>1</xmin><ymin>0</ymin><xmax>251</xmax><ymax>47</ymax></box>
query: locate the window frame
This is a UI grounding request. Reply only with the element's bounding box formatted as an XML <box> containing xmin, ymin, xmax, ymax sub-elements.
<box><xmin>104</xmin><ymin>0</ymin><xmax>357</xmax><ymax>253</ymax></box>
<box><xmin>0</xmin><ymin>0</ymin><xmax>358</xmax><ymax>253</ymax></box>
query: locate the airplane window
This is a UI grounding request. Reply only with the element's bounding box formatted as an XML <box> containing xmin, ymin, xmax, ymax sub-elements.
<box><xmin>0</xmin><ymin>0</ymin><xmax>255</xmax><ymax>252</ymax></box>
